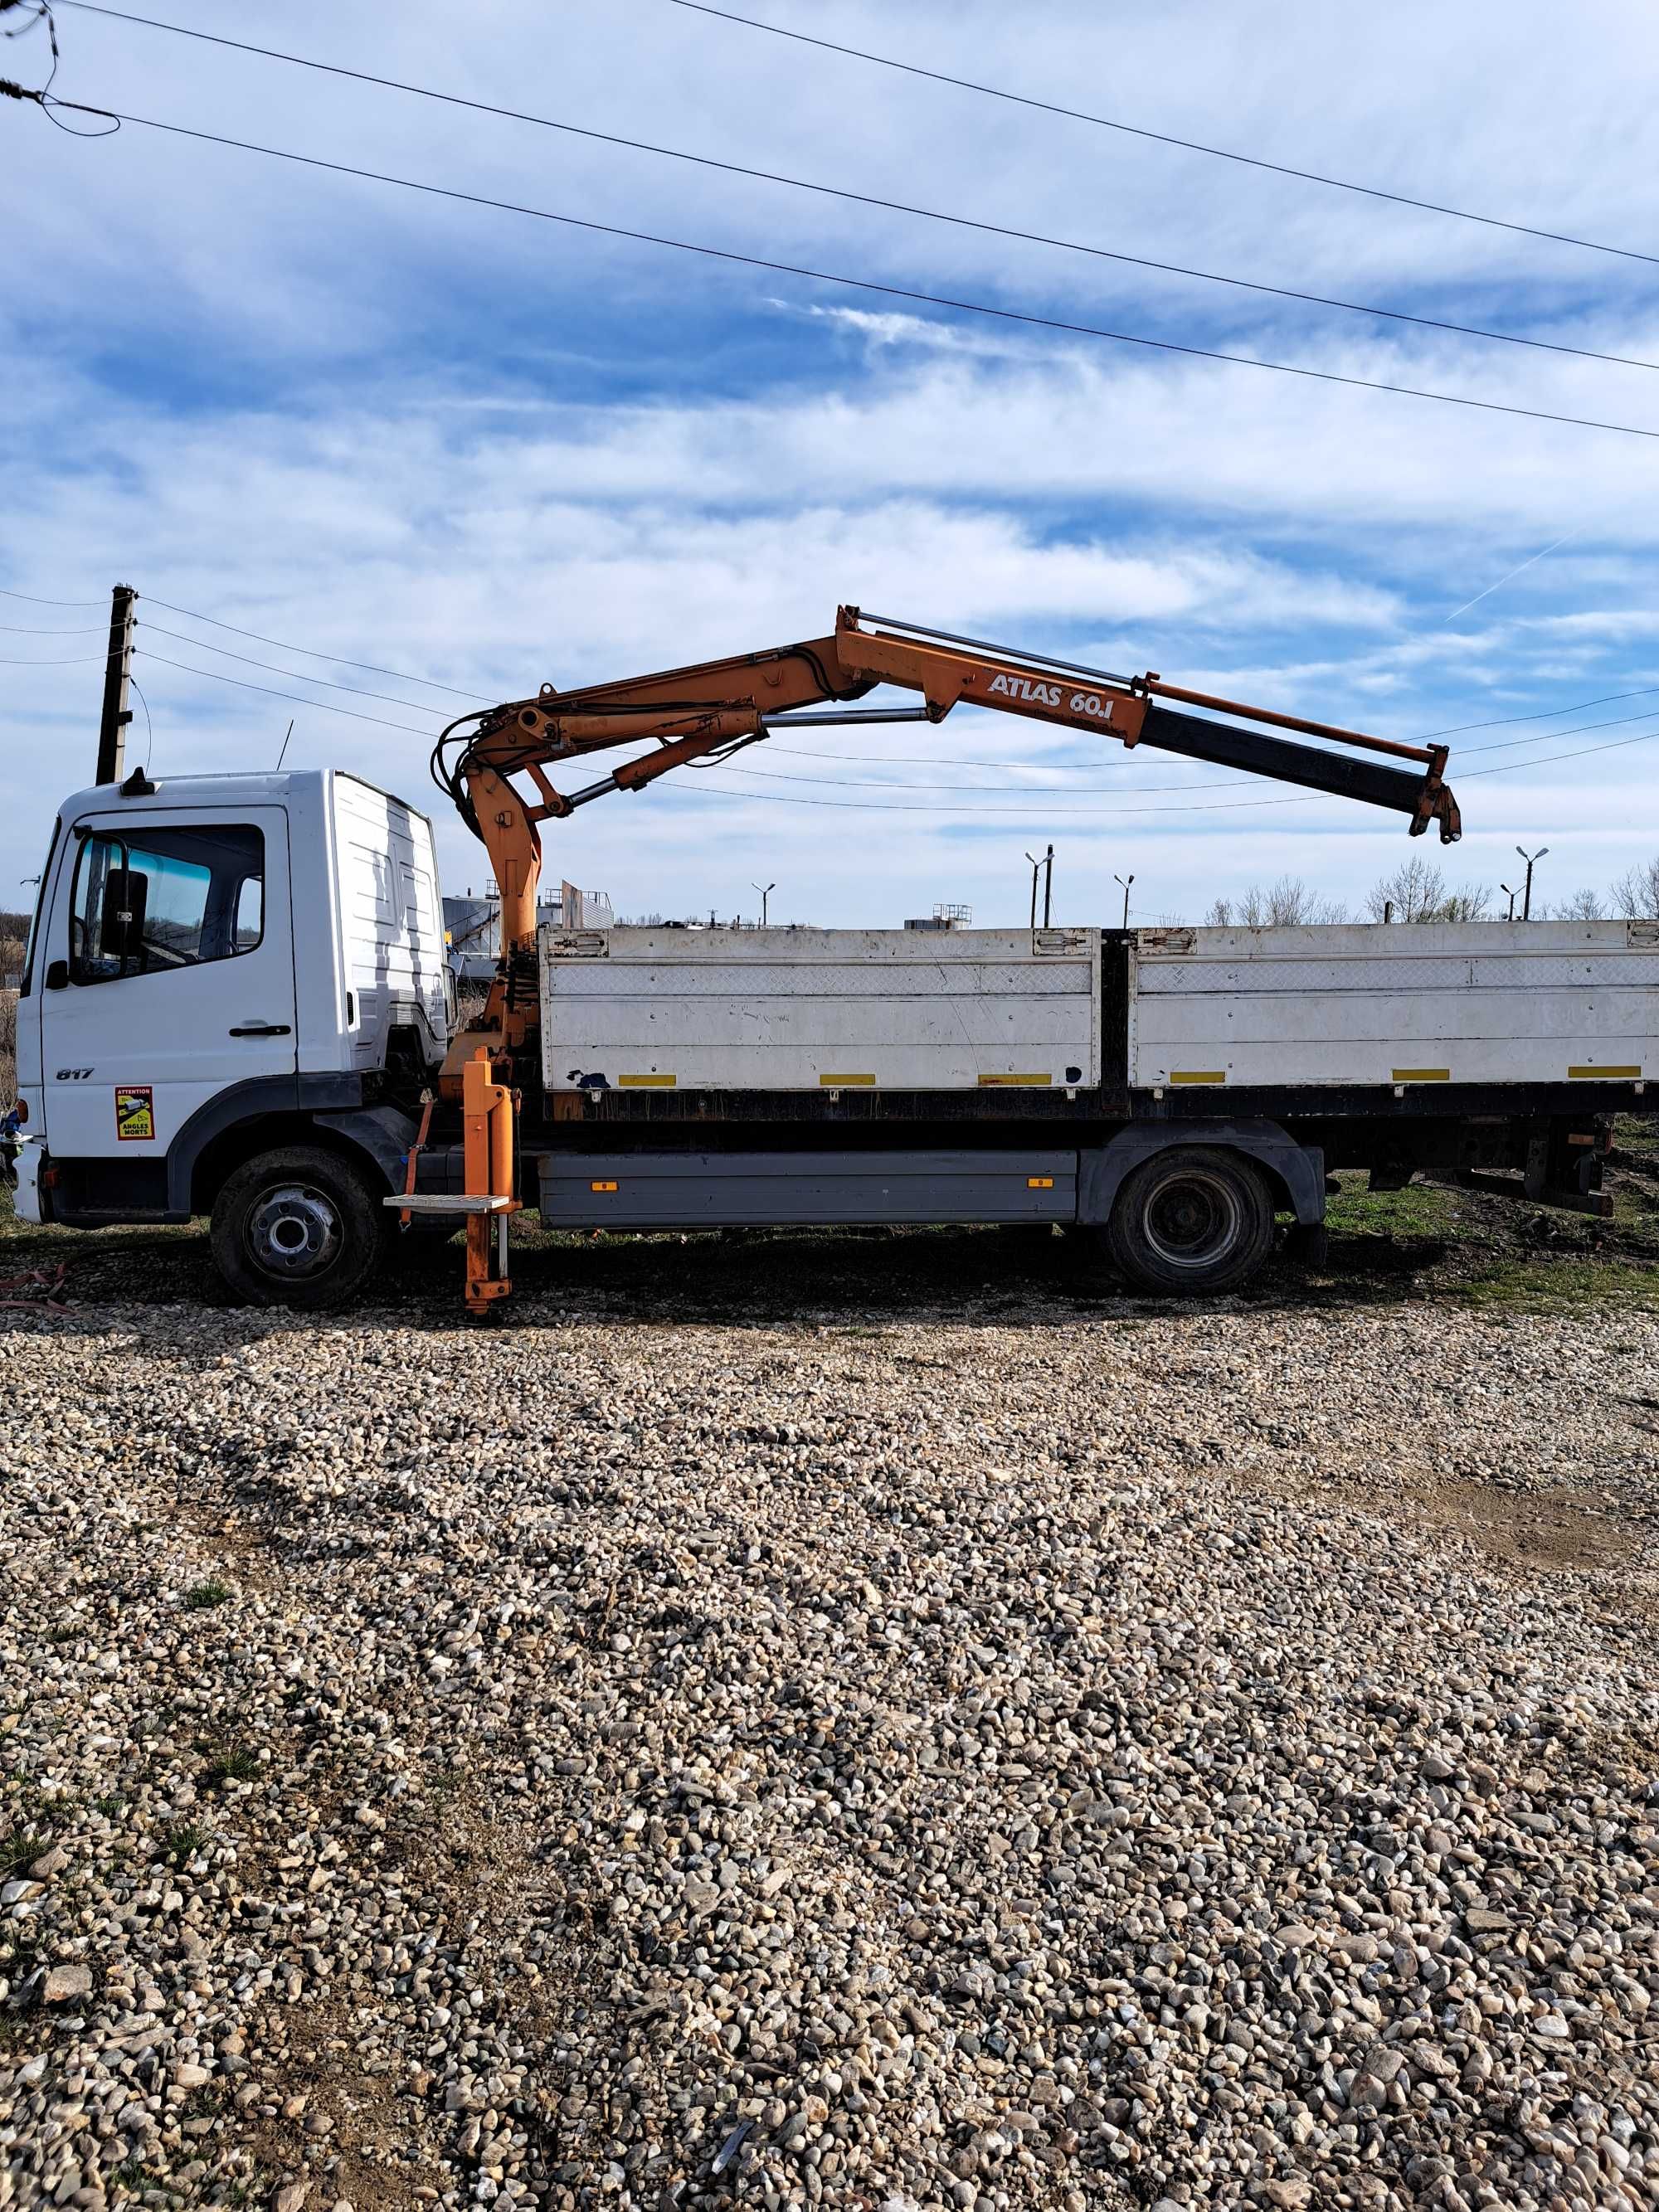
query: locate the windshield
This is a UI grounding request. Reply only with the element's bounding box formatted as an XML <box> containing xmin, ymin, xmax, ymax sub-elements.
<box><xmin>19</xmin><ymin>816</ymin><xmax>61</xmax><ymax>998</ymax></box>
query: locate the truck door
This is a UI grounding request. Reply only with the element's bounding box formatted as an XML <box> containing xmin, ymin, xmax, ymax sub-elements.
<box><xmin>38</xmin><ymin>807</ymin><xmax>296</xmax><ymax>1170</ymax></box>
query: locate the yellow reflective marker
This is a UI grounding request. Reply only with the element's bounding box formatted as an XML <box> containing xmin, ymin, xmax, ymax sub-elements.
<box><xmin>1027</xmin><ymin>1175</ymin><xmax>1054</xmax><ymax>1189</ymax></box>
<box><xmin>618</xmin><ymin>1073</ymin><xmax>676</xmax><ymax>1087</ymax></box>
<box><xmin>1569</xmin><ymin>1064</ymin><xmax>1640</xmax><ymax>1079</ymax></box>
<box><xmin>1170</xmin><ymin>1070</ymin><xmax>1226</xmax><ymax>1086</ymax></box>
<box><xmin>591</xmin><ymin>1179</ymin><xmax>619</xmax><ymax>1193</ymax></box>
<box><xmin>819</xmin><ymin>1072</ymin><xmax>876</xmax><ymax>1086</ymax></box>
<box><xmin>1392</xmin><ymin>1067</ymin><xmax>1450</xmax><ymax>1082</ymax></box>
<box><xmin>979</xmin><ymin>1072</ymin><xmax>1052</xmax><ymax>1086</ymax></box>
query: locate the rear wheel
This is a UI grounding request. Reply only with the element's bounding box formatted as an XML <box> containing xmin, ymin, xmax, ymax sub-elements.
<box><xmin>1105</xmin><ymin>1145</ymin><xmax>1274</xmax><ymax>1296</ymax></box>
<box><xmin>210</xmin><ymin>1144</ymin><xmax>387</xmax><ymax>1308</ymax></box>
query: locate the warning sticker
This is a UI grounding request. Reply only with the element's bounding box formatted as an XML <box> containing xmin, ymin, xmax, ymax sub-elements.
<box><xmin>114</xmin><ymin>1085</ymin><xmax>155</xmax><ymax>1142</ymax></box>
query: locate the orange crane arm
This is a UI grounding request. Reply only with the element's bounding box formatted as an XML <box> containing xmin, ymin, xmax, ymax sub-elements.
<box><xmin>433</xmin><ymin>605</ymin><xmax>1459</xmax><ymax>955</ymax></box>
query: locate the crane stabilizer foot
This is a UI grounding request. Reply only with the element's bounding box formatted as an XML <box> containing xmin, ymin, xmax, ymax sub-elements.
<box><xmin>462</xmin><ymin>1048</ymin><xmax>518</xmax><ymax>1314</ymax></box>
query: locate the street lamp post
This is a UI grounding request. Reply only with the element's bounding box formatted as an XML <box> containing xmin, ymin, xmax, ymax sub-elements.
<box><xmin>1114</xmin><ymin>873</ymin><xmax>1135</xmax><ymax>929</ymax></box>
<box><xmin>1501</xmin><ymin>882</ymin><xmax>1517</xmax><ymax>921</ymax></box>
<box><xmin>1024</xmin><ymin>846</ymin><xmax>1053</xmax><ymax>929</ymax></box>
<box><xmin>1515</xmin><ymin>846</ymin><xmax>1549</xmax><ymax>921</ymax></box>
<box><xmin>752</xmin><ymin>881</ymin><xmax>776</xmax><ymax>927</ymax></box>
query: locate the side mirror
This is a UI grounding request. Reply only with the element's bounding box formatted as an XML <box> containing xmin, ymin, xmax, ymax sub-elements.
<box><xmin>99</xmin><ymin>867</ymin><xmax>148</xmax><ymax>962</ymax></box>
<box><xmin>45</xmin><ymin>959</ymin><xmax>69</xmax><ymax>991</ymax></box>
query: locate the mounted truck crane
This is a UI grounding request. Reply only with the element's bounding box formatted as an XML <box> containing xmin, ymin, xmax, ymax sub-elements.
<box><xmin>434</xmin><ymin>605</ymin><xmax>1460</xmax><ymax>1051</ymax></box>
<box><xmin>13</xmin><ymin>602</ymin><xmax>1650</xmax><ymax>1313</ymax></box>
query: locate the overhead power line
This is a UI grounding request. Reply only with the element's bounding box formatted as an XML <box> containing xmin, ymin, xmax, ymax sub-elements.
<box><xmin>143</xmin><ymin>595</ymin><xmax>489</xmax><ymax>698</ymax></box>
<box><xmin>139</xmin><ymin>619</ymin><xmax>453</xmax><ymax>716</ymax></box>
<box><xmin>46</xmin><ymin>2</ymin><xmax>1659</xmax><ymax>377</ymax></box>
<box><xmin>17</xmin><ymin>581</ymin><xmax>1659</xmax><ymax>794</ymax></box>
<box><xmin>1419</xmin><ymin>683</ymin><xmax>1659</xmax><ymax>737</ymax></box>
<box><xmin>135</xmin><ymin>648</ymin><xmax>435</xmax><ymax>734</ymax></box>
<box><xmin>0</xmin><ymin>585</ymin><xmax>105</xmax><ymax>606</ymax></box>
<box><xmin>18</xmin><ymin>98</ymin><xmax>1659</xmax><ymax>447</ymax></box>
<box><xmin>729</xmin><ymin>706</ymin><xmax>1659</xmax><ymax>792</ymax></box>
<box><xmin>663</xmin><ymin>0</ymin><xmax>1659</xmax><ymax>274</ymax></box>
<box><xmin>686</xmin><ymin>723</ymin><xmax>1659</xmax><ymax>813</ymax></box>
<box><xmin>0</xmin><ymin>651</ymin><xmax>108</xmax><ymax>664</ymax></box>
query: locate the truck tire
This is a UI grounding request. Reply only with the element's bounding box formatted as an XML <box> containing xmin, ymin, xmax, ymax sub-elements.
<box><xmin>210</xmin><ymin>1145</ymin><xmax>387</xmax><ymax>1308</ymax></box>
<box><xmin>1105</xmin><ymin>1145</ymin><xmax>1274</xmax><ymax>1296</ymax></box>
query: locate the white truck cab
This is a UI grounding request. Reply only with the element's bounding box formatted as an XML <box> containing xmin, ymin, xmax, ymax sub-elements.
<box><xmin>16</xmin><ymin>767</ymin><xmax>449</xmax><ymax>1301</ymax></box>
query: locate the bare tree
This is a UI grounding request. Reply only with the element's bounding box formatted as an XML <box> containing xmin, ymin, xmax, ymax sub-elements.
<box><xmin>1611</xmin><ymin>855</ymin><xmax>1659</xmax><ymax>919</ymax></box>
<box><xmin>1365</xmin><ymin>856</ymin><xmax>1444</xmax><ymax>921</ymax></box>
<box><xmin>1557</xmin><ymin>887</ymin><xmax>1607</xmax><ymax>920</ymax></box>
<box><xmin>1204</xmin><ymin>876</ymin><xmax>1346</xmax><ymax>927</ymax></box>
<box><xmin>1365</xmin><ymin>857</ymin><xmax>1491</xmax><ymax>922</ymax></box>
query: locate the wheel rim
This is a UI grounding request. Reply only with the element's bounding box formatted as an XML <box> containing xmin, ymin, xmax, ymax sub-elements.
<box><xmin>245</xmin><ymin>1181</ymin><xmax>343</xmax><ymax>1281</ymax></box>
<box><xmin>1142</xmin><ymin>1169</ymin><xmax>1243</xmax><ymax>1271</ymax></box>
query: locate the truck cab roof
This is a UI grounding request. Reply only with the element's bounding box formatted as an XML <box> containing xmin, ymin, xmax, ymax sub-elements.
<box><xmin>54</xmin><ymin>766</ymin><xmax>431</xmax><ymax>824</ymax></box>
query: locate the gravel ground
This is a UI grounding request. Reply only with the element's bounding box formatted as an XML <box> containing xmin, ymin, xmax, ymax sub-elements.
<box><xmin>2</xmin><ymin>1266</ymin><xmax>1657</xmax><ymax>2212</ymax></box>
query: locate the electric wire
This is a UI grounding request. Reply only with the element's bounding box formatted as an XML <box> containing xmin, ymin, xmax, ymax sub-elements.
<box><xmin>0</xmin><ymin>586</ymin><xmax>105</xmax><ymax>606</ymax></box>
<box><xmin>45</xmin><ymin>2</ymin><xmax>1659</xmax><ymax>377</ymax></box>
<box><xmin>103</xmin><ymin>648</ymin><xmax>1659</xmax><ymax>818</ymax></box>
<box><xmin>0</xmin><ymin>622</ymin><xmax>103</xmax><ymax>634</ymax></box>
<box><xmin>760</xmin><ymin>706</ymin><xmax>1659</xmax><ymax>786</ymax></box>
<box><xmin>139</xmin><ymin>619</ymin><xmax>454</xmax><ymax>715</ymax></box>
<box><xmin>19</xmin><ymin>97</ymin><xmax>1659</xmax><ymax>446</ymax></box>
<box><xmin>0</xmin><ymin>0</ymin><xmax>117</xmax><ymax>132</ymax></box>
<box><xmin>680</xmin><ymin>722</ymin><xmax>1659</xmax><ymax>812</ymax></box>
<box><xmin>127</xmin><ymin>670</ymin><xmax>153</xmax><ymax>766</ymax></box>
<box><xmin>662</xmin><ymin>0</ymin><xmax>1659</xmax><ymax>273</ymax></box>
<box><xmin>16</xmin><ymin>581</ymin><xmax>1659</xmax><ymax>799</ymax></box>
<box><xmin>143</xmin><ymin>596</ymin><xmax>490</xmax><ymax>698</ymax></box>
<box><xmin>134</xmin><ymin>649</ymin><xmax>436</xmax><ymax>735</ymax></box>
<box><xmin>1462</xmin><ymin>725</ymin><xmax>1659</xmax><ymax>778</ymax></box>
<box><xmin>713</xmin><ymin>761</ymin><xmax>1270</xmax><ymax>795</ymax></box>
<box><xmin>1418</xmin><ymin>683</ymin><xmax>1659</xmax><ymax>737</ymax></box>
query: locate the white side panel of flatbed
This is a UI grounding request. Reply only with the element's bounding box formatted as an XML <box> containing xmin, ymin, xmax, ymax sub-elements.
<box><xmin>540</xmin><ymin>926</ymin><xmax>1100</xmax><ymax>1091</ymax></box>
<box><xmin>1129</xmin><ymin>920</ymin><xmax>1658</xmax><ymax>1089</ymax></box>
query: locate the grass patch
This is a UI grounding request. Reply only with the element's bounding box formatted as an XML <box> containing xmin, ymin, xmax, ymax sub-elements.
<box><xmin>1325</xmin><ymin>1176</ymin><xmax>1462</xmax><ymax>1238</ymax></box>
<box><xmin>163</xmin><ymin>1822</ymin><xmax>207</xmax><ymax>1869</ymax></box>
<box><xmin>1457</xmin><ymin>1258</ymin><xmax>1659</xmax><ymax>1315</ymax></box>
<box><xmin>0</xmin><ymin>1828</ymin><xmax>51</xmax><ymax>1881</ymax></box>
<box><xmin>200</xmin><ymin>1744</ymin><xmax>260</xmax><ymax>1788</ymax></box>
<box><xmin>181</xmin><ymin>1579</ymin><xmax>232</xmax><ymax>1611</ymax></box>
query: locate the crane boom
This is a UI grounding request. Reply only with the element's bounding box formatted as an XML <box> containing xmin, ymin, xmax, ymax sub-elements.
<box><xmin>432</xmin><ymin>605</ymin><xmax>1460</xmax><ymax>959</ymax></box>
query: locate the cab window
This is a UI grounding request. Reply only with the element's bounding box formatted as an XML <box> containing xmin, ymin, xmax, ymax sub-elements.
<box><xmin>70</xmin><ymin>824</ymin><xmax>265</xmax><ymax>984</ymax></box>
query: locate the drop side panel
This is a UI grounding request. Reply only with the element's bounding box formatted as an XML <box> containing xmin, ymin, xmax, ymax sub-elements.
<box><xmin>539</xmin><ymin>926</ymin><xmax>1101</xmax><ymax>1094</ymax></box>
<box><xmin>1129</xmin><ymin>920</ymin><xmax>1658</xmax><ymax>1090</ymax></box>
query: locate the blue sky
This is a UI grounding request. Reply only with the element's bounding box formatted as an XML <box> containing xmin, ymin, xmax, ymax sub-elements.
<box><xmin>4</xmin><ymin>0</ymin><xmax>1659</xmax><ymax>928</ymax></box>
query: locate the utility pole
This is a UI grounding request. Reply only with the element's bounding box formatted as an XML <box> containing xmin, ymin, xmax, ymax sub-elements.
<box><xmin>1501</xmin><ymin>882</ymin><xmax>1517</xmax><ymax>921</ymax></box>
<box><xmin>96</xmin><ymin>582</ymin><xmax>136</xmax><ymax>785</ymax></box>
<box><xmin>1515</xmin><ymin>845</ymin><xmax>1549</xmax><ymax>920</ymax></box>
<box><xmin>1114</xmin><ymin>872</ymin><xmax>1135</xmax><ymax>929</ymax></box>
<box><xmin>752</xmin><ymin>880</ymin><xmax>776</xmax><ymax>926</ymax></box>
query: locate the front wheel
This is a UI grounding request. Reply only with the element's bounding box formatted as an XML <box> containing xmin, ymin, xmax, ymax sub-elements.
<box><xmin>210</xmin><ymin>1144</ymin><xmax>387</xmax><ymax>1308</ymax></box>
<box><xmin>1104</xmin><ymin>1145</ymin><xmax>1275</xmax><ymax>1296</ymax></box>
